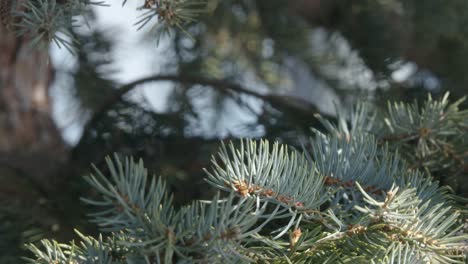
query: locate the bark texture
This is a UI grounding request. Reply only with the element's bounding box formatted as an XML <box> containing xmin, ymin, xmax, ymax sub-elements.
<box><xmin>0</xmin><ymin>5</ymin><xmax>67</xmax><ymax>185</ymax></box>
<box><xmin>0</xmin><ymin>1</ymin><xmax>70</xmax><ymax>243</ymax></box>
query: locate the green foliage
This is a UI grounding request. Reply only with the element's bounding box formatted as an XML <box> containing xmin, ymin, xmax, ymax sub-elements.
<box><xmin>25</xmin><ymin>95</ymin><xmax>468</xmax><ymax>263</ymax></box>
<box><xmin>316</xmin><ymin>93</ymin><xmax>468</xmax><ymax>195</ymax></box>
<box><xmin>9</xmin><ymin>0</ymin><xmax>210</xmax><ymax>51</ymax></box>
<box><xmin>13</xmin><ymin>0</ymin><xmax>103</xmax><ymax>52</ymax></box>
<box><xmin>380</xmin><ymin>94</ymin><xmax>467</xmax><ymax>179</ymax></box>
<box><xmin>133</xmin><ymin>0</ymin><xmax>210</xmax><ymax>43</ymax></box>
<box><xmin>4</xmin><ymin>0</ymin><xmax>468</xmax><ymax>263</ymax></box>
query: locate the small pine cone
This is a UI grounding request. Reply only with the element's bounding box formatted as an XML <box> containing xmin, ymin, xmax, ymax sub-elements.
<box><xmin>0</xmin><ymin>0</ymin><xmax>12</xmax><ymax>28</ymax></box>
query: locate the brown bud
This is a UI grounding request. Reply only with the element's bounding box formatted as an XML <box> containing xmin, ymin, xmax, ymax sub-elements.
<box><xmin>290</xmin><ymin>228</ymin><xmax>302</xmax><ymax>248</ymax></box>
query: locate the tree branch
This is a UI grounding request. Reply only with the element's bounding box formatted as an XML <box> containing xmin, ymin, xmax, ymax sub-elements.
<box><xmin>74</xmin><ymin>74</ymin><xmax>324</xmax><ymax>151</ymax></box>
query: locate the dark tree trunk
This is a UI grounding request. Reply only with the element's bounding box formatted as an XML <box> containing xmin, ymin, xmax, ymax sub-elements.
<box><xmin>0</xmin><ymin>3</ymin><xmax>70</xmax><ymax>242</ymax></box>
<box><xmin>0</xmin><ymin>1</ymin><xmax>68</xmax><ymax>180</ymax></box>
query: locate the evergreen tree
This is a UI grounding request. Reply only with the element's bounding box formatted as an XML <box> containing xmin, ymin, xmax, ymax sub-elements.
<box><xmin>0</xmin><ymin>0</ymin><xmax>467</xmax><ymax>263</ymax></box>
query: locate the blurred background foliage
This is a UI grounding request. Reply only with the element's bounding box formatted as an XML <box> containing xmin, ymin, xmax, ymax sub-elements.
<box><xmin>1</xmin><ymin>0</ymin><xmax>468</xmax><ymax>261</ymax></box>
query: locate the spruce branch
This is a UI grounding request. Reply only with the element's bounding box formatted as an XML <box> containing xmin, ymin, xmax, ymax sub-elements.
<box><xmin>355</xmin><ymin>183</ymin><xmax>467</xmax><ymax>263</ymax></box>
<box><xmin>205</xmin><ymin>139</ymin><xmax>327</xmax><ymax>212</ymax></box>
<box><xmin>13</xmin><ymin>0</ymin><xmax>104</xmax><ymax>53</ymax></box>
<box><xmin>80</xmin><ymin>155</ymin><xmax>274</xmax><ymax>263</ymax></box>
<box><xmin>131</xmin><ymin>0</ymin><xmax>209</xmax><ymax>43</ymax></box>
<box><xmin>81</xmin><ymin>155</ymin><xmax>175</xmax><ymax>232</ymax></box>
<box><xmin>313</xmin><ymin>92</ymin><xmax>468</xmax><ymax>196</ymax></box>
<box><xmin>23</xmin><ymin>95</ymin><xmax>468</xmax><ymax>263</ymax></box>
<box><xmin>10</xmin><ymin>0</ymin><xmax>210</xmax><ymax>50</ymax></box>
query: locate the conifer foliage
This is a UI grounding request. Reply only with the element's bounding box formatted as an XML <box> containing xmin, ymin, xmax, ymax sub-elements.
<box><xmin>1</xmin><ymin>0</ymin><xmax>209</xmax><ymax>51</ymax></box>
<box><xmin>5</xmin><ymin>0</ymin><xmax>467</xmax><ymax>262</ymax></box>
<box><xmin>26</xmin><ymin>94</ymin><xmax>468</xmax><ymax>263</ymax></box>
